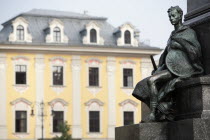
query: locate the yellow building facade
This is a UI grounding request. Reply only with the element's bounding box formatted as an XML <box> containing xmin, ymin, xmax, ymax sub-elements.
<box><xmin>0</xmin><ymin>9</ymin><xmax>161</xmax><ymax>140</ymax></box>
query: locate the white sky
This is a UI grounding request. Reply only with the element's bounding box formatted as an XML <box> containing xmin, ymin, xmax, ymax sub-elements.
<box><xmin>0</xmin><ymin>0</ymin><xmax>187</xmax><ymax>48</ymax></box>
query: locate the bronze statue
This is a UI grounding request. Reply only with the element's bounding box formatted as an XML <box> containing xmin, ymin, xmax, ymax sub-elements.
<box><xmin>132</xmin><ymin>6</ymin><xmax>204</xmax><ymax>121</ymax></box>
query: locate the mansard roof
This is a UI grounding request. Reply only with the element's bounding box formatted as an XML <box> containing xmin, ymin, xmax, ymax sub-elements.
<box><xmin>0</xmin><ymin>9</ymin><xmax>160</xmax><ymax>50</ymax></box>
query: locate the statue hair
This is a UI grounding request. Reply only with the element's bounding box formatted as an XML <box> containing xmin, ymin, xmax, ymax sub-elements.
<box><xmin>167</xmin><ymin>6</ymin><xmax>183</xmax><ymax>17</ymax></box>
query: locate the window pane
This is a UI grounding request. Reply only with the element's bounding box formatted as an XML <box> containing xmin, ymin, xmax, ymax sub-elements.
<box><xmin>15</xmin><ymin>111</ymin><xmax>27</xmax><ymax>132</ymax></box>
<box><xmin>53</xmin><ymin>27</ymin><xmax>61</xmax><ymax>42</ymax></box>
<box><xmin>123</xmin><ymin>68</ymin><xmax>133</xmax><ymax>87</ymax></box>
<box><xmin>53</xmin><ymin>111</ymin><xmax>64</xmax><ymax>132</ymax></box>
<box><xmin>89</xmin><ymin>111</ymin><xmax>100</xmax><ymax>132</ymax></box>
<box><xmin>90</xmin><ymin>29</ymin><xmax>97</xmax><ymax>43</ymax></box>
<box><xmin>16</xmin><ymin>65</ymin><xmax>26</xmax><ymax>84</ymax></box>
<box><xmin>124</xmin><ymin>111</ymin><xmax>134</xmax><ymax>126</ymax></box>
<box><xmin>53</xmin><ymin>66</ymin><xmax>63</xmax><ymax>85</ymax></box>
<box><xmin>89</xmin><ymin>67</ymin><xmax>99</xmax><ymax>86</ymax></box>
<box><xmin>124</xmin><ymin>30</ymin><xmax>131</xmax><ymax>44</ymax></box>
<box><xmin>16</xmin><ymin>25</ymin><xmax>24</xmax><ymax>41</ymax></box>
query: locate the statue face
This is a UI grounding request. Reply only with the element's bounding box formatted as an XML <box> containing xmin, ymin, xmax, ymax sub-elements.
<box><xmin>168</xmin><ymin>9</ymin><xmax>182</xmax><ymax>25</ymax></box>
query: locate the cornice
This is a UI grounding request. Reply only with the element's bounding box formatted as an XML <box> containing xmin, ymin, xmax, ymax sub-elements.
<box><xmin>0</xmin><ymin>44</ymin><xmax>162</xmax><ymax>57</ymax></box>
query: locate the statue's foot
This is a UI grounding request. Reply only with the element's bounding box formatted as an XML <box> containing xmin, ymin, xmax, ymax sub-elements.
<box><xmin>149</xmin><ymin>112</ymin><xmax>156</xmax><ymax>121</ymax></box>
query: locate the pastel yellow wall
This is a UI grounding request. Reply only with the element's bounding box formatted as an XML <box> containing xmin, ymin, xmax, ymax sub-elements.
<box><xmin>6</xmin><ymin>53</ymin><xmax>36</xmax><ymax>139</ymax></box>
<box><xmin>6</xmin><ymin>53</ymin><xmax>142</xmax><ymax>139</ymax></box>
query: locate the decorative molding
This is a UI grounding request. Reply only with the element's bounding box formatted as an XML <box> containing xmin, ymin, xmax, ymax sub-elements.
<box><xmin>0</xmin><ymin>44</ymin><xmax>162</xmax><ymax>57</ymax></box>
<box><xmin>49</xmin><ymin>99</ymin><xmax>68</xmax><ymax>134</ymax></box>
<box><xmin>86</xmin><ymin>57</ymin><xmax>102</xmax><ymax>96</ymax></box>
<box><xmin>140</xmin><ymin>58</ymin><xmax>153</xmax><ymax>79</ymax></box>
<box><xmin>116</xmin><ymin>23</ymin><xmax>139</xmax><ymax>47</ymax></box>
<box><xmin>82</xmin><ymin>21</ymin><xmax>104</xmax><ymax>45</ymax></box>
<box><xmin>48</xmin><ymin>98</ymin><xmax>69</xmax><ymax>106</ymax></box>
<box><xmin>45</xmin><ymin>19</ymin><xmax>68</xmax><ymax>43</ymax></box>
<box><xmin>10</xmin><ymin>98</ymin><xmax>32</xmax><ymax>106</ymax></box>
<box><xmin>9</xmin><ymin>17</ymin><xmax>32</xmax><ymax>42</ymax></box>
<box><xmin>49</xmin><ymin>56</ymin><xmax>66</xmax><ymax>94</ymax></box>
<box><xmin>12</xmin><ymin>55</ymin><xmax>30</xmax><ymax>93</ymax></box>
<box><xmin>120</xmin><ymin>59</ymin><xmax>136</xmax><ymax>95</ymax></box>
<box><xmin>11</xmin><ymin>98</ymin><xmax>31</xmax><ymax>135</ymax></box>
<box><xmin>119</xmin><ymin>99</ymin><xmax>138</xmax><ymax>107</ymax></box>
<box><xmin>85</xmin><ymin>99</ymin><xmax>104</xmax><ymax>106</ymax></box>
<box><xmin>119</xmin><ymin>99</ymin><xmax>138</xmax><ymax>125</ymax></box>
<box><xmin>85</xmin><ymin>98</ymin><xmax>103</xmax><ymax>137</ymax></box>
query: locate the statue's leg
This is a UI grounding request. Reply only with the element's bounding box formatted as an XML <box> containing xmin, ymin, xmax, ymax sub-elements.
<box><xmin>147</xmin><ymin>70</ymin><xmax>173</xmax><ymax>121</ymax></box>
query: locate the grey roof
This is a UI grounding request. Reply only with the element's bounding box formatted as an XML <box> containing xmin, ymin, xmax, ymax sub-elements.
<box><xmin>0</xmin><ymin>9</ymin><xmax>159</xmax><ymax>49</ymax></box>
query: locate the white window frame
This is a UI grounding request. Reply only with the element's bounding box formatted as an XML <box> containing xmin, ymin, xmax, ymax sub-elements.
<box><xmin>9</xmin><ymin>17</ymin><xmax>32</xmax><ymax>42</ymax></box>
<box><xmin>49</xmin><ymin>57</ymin><xmax>67</xmax><ymax>94</ymax></box>
<box><xmin>85</xmin><ymin>99</ymin><xmax>104</xmax><ymax>138</ymax></box>
<box><xmin>82</xmin><ymin>21</ymin><xmax>104</xmax><ymax>45</ymax></box>
<box><xmin>85</xmin><ymin>58</ymin><xmax>102</xmax><ymax>96</ymax></box>
<box><xmin>12</xmin><ymin>56</ymin><xmax>30</xmax><ymax>94</ymax></box>
<box><xmin>48</xmin><ymin>98</ymin><xmax>68</xmax><ymax>137</ymax></box>
<box><xmin>119</xmin><ymin>99</ymin><xmax>138</xmax><ymax>126</ymax></box>
<box><xmin>120</xmin><ymin>60</ymin><xmax>136</xmax><ymax>95</ymax></box>
<box><xmin>45</xmin><ymin>19</ymin><xmax>68</xmax><ymax>43</ymax></box>
<box><xmin>116</xmin><ymin>23</ymin><xmax>139</xmax><ymax>47</ymax></box>
<box><xmin>10</xmin><ymin>98</ymin><xmax>32</xmax><ymax>138</ymax></box>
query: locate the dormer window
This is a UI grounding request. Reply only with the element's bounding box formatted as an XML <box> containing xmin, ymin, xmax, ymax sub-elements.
<box><xmin>124</xmin><ymin>30</ymin><xmax>131</xmax><ymax>44</ymax></box>
<box><xmin>115</xmin><ymin>23</ymin><xmax>139</xmax><ymax>47</ymax></box>
<box><xmin>90</xmin><ymin>29</ymin><xmax>97</xmax><ymax>43</ymax></box>
<box><xmin>45</xmin><ymin>19</ymin><xmax>68</xmax><ymax>43</ymax></box>
<box><xmin>9</xmin><ymin>17</ymin><xmax>32</xmax><ymax>42</ymax></box>
<box><xmin>53</xmin><ymin>27</ymin><xmax>61</xmax><ymax>42</ymax></box>
<box><xmin>16</xmin><ymin>25</ymin><xmax>24</xmax><ymax>41</ymax></box>
<box><xmin>81</xmin><ymin>21</ymin><xmax>104</xmax><ymax>45</ymax></box>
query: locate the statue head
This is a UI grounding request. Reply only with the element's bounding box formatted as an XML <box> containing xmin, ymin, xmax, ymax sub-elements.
<box><xmin>167</xmin><ymin>6</ymin><xmax>183</xmax><ymax>25</ymax></box>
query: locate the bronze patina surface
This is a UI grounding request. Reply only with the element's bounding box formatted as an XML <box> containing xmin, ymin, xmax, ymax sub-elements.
<box><xmin>132</xmin><ymin>6</ymin><xmax>204</xmax><ymax>122</ymax></box>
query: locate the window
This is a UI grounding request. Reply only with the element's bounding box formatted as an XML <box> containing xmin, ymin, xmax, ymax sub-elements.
<box><xmin>90</xmin><ymin>29</ymin><xmax>97</xmax><ymax>43</ymax></box>
<box><xmin>15</xmin><ymin>111</ymin><xmax>27</xmax><ymax>133</ymax></box>
<box><xmin>124</xmin><ymin>111</ymin><xmax>134</xmax><ymax>126</ymax></box>
<box><xmin>89</xmin><ymin>111</ymin><xmax>100</xmax><ymax>132</ymax></box>
<box><xmin>124</xmin><ymin>30</ymin><xmax>131</xmax><ymax>44</ymax></box>
<box><xmin>53</xmin><ymin>27</ymin><xmax>61</xmax><ymax>42</ymax></box>
<box><xmin>16</xmin><ymin>25</ymin><xmax>24</xmax><ymax>41</ymax></box>
<box><xmin>89</xmin><ymin>67</ymin><xmax>99</xmax><ymax>86</ymax></box>
<box><xmin>53</xmin><ymin>66</ymin><xmax>63</xmax><ymax>85</ymax></box>
<box><xmin>15</xmin><ymin>65</ymin><xmax>26</xmax><ymax>84</ymax></box>
<box><xmin>53</xmin><ymin>111</ymin><xmax>64</xmax><ymax>132</ymax></box>
<box><xmin>123</xmin><ymin>68</ymin><xmax>133</xmax><ymax>87</ymax></box>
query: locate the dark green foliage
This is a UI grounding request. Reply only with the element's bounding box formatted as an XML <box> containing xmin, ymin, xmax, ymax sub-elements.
<box><xmin>53</xmin><ymin>121</ymin><xmax>72</xmax><ymax>140</ymax></box>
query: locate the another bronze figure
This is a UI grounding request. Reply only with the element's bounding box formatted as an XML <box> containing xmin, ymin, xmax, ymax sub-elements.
<box><xmin>132</xmin><ymin>6</ymin><xmax>204</xmax><ymax>121</ymax></box>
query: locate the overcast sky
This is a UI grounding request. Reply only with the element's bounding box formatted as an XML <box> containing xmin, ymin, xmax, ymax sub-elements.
<box><xmin>0</xmin><ymin>0</ymin><xmax>187</xmax><ymax>48</ymax></box>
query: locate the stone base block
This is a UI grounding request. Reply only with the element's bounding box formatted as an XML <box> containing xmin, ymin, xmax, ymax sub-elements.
<box><xmin>116</xmin><ymin>118</ymin><xmax>210</xmax><ymax>140</ymax></box>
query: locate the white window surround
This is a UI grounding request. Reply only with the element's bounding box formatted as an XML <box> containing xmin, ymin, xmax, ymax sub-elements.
<box><xmin>12</xmin><ymin>56</ymin><xmax>30</xmax><ymax>93</ymax></box>
<box><xmin>49</xmin><ymin>56</ymin><xmax>67</xmax><ymax>94</ymax></box>
<box><xmin>10</xmin><ymin>98</ymin><xmax>32</xmax><ymax>138</ymax></box>
<box><xmin>85</xmin><ymin>99</ymin><xmax>104</xmax><ymax>137</ymax></box>
<box><xmin>45</xmin><ymin>19</ymin><xmax>68</xmax><ymax>43</ymax></box>
<box><xmin>117</xmin><ymin>23</ymin><xmax>139</xmax><ymax>47</ymax></box>
<box><xmin>120</xmin><ymin>59</ymin><xmax>136</xmax><ymax>95</ymax></box>
<box><xmin>119</xmin><ymin>99</ymin><xmax>138</xmax><ymax>126</ymax></box>
<box><xmin>9</xmin><ymin>17</ymin><xmax>32</xmax><ymax>42</ymax></box>
<box><xmin>82</xmin><ymin>21</ymin><xmax>104</xmax><ymax>45</ymax></box>
<box><xmin>48</xmin><ymin>98</ymin><xmax>68</xmax><ymax>136</ymax></box>
<box><xmin>86</xmin><ymin>58</ymin><xmax>102</xmax><ymax>96</ymax></box>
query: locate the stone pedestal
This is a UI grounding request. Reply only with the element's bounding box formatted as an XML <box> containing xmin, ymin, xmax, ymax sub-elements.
<box><xmin>116</xmin><ymin>76</ymin><xmax>210</xmax><ymax>140</ymax></box>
